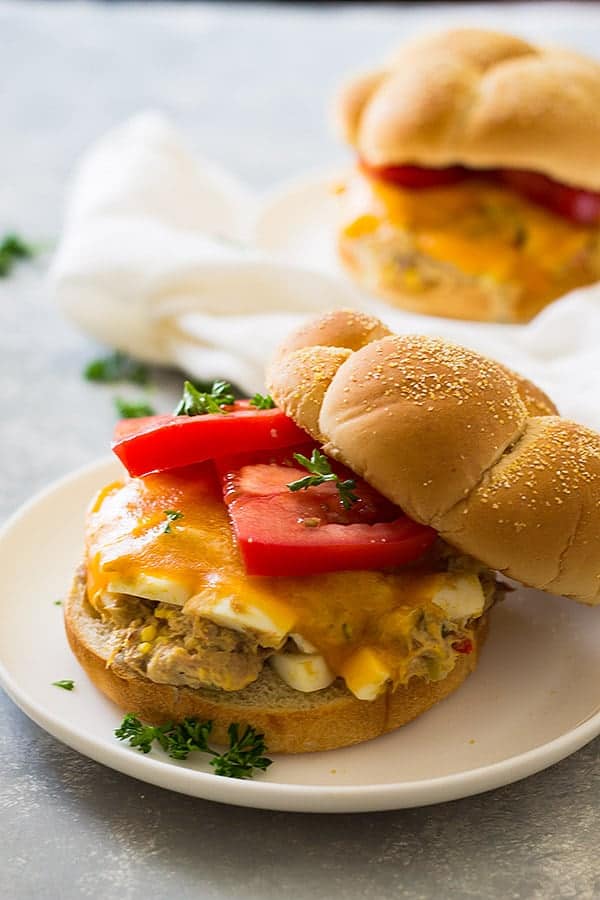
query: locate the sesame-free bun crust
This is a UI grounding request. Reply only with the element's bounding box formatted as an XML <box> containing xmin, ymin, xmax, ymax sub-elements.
<box><xmin>65</xmin><ymin>570</ymin><xmax>486</xmax><ymax>754</ymax></box>
<box><xmin>336</xmin><ymin>28</ymin><xmax>600</xmax><ymax>191</ymax></box>
<box><xmin>268</xmin><ymin>310</ymin><xmax>600</xmax><ymax>605</ymax></box>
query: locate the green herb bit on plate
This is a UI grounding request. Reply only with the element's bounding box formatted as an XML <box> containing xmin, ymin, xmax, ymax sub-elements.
<box><xmin>114</xmin><ymin>714</ymin><xmax>272</xmax><ymax>779</ymax></box>
<box><xmin>52</xmin><ymin>680</ymin><xmax>75</xmax><ymax>691</ymax></box>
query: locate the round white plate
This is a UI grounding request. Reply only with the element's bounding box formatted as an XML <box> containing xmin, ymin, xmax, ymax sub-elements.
<box><xmin>1</xmin><ymin>457</ymin><xmax>600</xmax><ymax>813</ymax></box>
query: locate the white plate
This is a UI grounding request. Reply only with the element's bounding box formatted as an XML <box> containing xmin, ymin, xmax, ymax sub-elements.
<box><xmin>1</xmin><ymin>458</ymin><xmax>600</xmax><ymax>813</ymax></box>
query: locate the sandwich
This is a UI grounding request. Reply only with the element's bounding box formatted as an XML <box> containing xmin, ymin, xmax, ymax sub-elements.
<box><xmin>65</xmin><ymin>310</ymin><xmax>600</xmax><ymax>754</ymax></box>
<box><xmin>334</xmin><ymin>29</ymin><xmax>600</xmax><ymax>323</ymax></box>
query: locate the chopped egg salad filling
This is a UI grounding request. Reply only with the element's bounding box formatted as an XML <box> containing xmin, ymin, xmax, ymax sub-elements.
<box><xmin>86</xmin><ymin>468</ymin><xmax>499</xmax><ymax>701</ymax></box>
<box><xmin>339</xmin><ymin>171</ymin><xmax>600</xmax><ymax>320</ymax></box>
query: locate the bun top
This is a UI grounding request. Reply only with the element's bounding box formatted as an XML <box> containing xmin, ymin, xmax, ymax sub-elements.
<box><xmin>268</xmin><ymin>310</ymin><xmax>600</xmax><ymax>605</ymax></box>
<box><xmin>335</xmin><ymin>28</ymin><xmax>600</xmax><ymax>191</ymax></box>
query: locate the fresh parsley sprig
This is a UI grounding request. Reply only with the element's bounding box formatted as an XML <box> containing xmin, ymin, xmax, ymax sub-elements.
<box><xmin>174</xmin><ymin>380</ymin><xmax>235</xmax><ymax>416</ymax></box>
<box><xmin>287</xmin><ymin>449</ymin><xmax>359</xmax><ymax>510</ymax></box>
<box><xmin>114</xmin><ymin>397</ymin><xmax>156</xmax><ymax>419</ymax></box>
<box><xmin>211</xmin><ymin>723</ymin><xmax>272</xmax><ymax>778</ymax></box>
<box><xmin>84</xmin><ymin>350</ymin><xmax>149</xmax><ymax>386</ymax></box>
<box><xmin>249</xmin><ymin>393</ymin><xmax>275</xmax><ymax>410</ymax></box>
<box><xmin>115</xmin><ymin>714</ymin><xmax>272</xmax><ymax>779</ymax></box>
<box><xmin>0</xmin><ymin>233</ymin><xmax>36</xmax><ymax>278</ymax></box>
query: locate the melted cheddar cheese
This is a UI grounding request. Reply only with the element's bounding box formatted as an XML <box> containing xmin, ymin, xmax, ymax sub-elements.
<box><xmin>86</xmin><ymin>468</ymin><xmax>488</xmax><ymax>699</ymax></box>
<box><xmin>339</xmin><ymin>172</ymin><xmax>600</xmax><ymax>319</ymax></box>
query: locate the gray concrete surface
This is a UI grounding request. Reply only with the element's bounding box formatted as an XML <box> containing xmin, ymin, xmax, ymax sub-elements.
<box><xmin>1</xmin><ymin>2</ymin><xmax>599</xmax><ymax>897</ymax></box>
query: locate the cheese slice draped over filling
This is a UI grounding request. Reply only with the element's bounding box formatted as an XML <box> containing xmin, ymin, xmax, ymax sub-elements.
<box><xmin>340</xmin><ymin>172</ymin><xmax>599</xmax><ymax>308</ymax></box>
<box><xmin>86</xmin><ymin>467</ymin><xmax>488</xmax><ymax>699</ymax></box>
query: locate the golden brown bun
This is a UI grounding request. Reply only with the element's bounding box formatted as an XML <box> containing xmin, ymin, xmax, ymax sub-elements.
<box><xmin>337</xmin><ymin>226</ymin><xmax>596</xmax><ymax>325</ymax></box>
<box><xmin>269</xmin><ymin>311</ymin><xmax>600</xmax><ymax>605</ymax></box>
<box><xmin>65</xmin><ymin>569</ymin><xmax>487</xmax><ymax>754</ymax></box>
<box><xmin>338</xmin><ymin>234</ymin><xmax>515</xmax><ymax>323</ymax></box>
<box><xmin>336</xmin><ymin>28</ymin><xmax>600</xmax><ymax>191</ymax></box>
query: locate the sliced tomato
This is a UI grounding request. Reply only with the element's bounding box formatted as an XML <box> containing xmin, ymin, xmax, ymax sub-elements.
<box><xmin>360</xmin><ymin>159</ymin><xmax>471</xmax><ymax>189</ymax></box>
<box><xmin>218</xmin><ymin>450</ymin><xmax>436</xmax><ymax>576</ymax></box>
<box><xmin>112</xmin><ymin>401</ymin><xmax>308</xmax><ymax>477</ymax></box>
<box><xmin>360</xmin><ymin>158</ymin><xmax>600</xmax><ymax>226</ymax></box>
<box><xmin>501</xmin><ymin>170</ymin><xmax>600</xmax><ymax>226</ymax></box>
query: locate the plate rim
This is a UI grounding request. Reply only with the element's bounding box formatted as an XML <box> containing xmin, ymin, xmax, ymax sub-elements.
<box><xmin>1</xmin><ymin>457</ymin><xmax>599</xmax><ymax>813</ymax></box>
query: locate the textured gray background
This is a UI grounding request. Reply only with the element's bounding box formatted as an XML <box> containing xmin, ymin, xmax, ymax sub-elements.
<box><xmin>2</xmin><ymin>2</ymin><xmax>600</xmax><ymax>898</ymax></box>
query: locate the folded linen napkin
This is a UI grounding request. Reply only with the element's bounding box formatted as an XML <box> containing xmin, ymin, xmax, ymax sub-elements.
<box><xmin>50</xmin><ymin>112</ymin><xmax>600</xmax><ymax>429</ymax></box>
<box><xmin>50</xmin><ymin>113</ymin><xmax>360</xmax><ymax>391</ymax></box>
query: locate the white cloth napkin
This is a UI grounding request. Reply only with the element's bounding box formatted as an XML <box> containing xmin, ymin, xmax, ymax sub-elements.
<box><xmin>50</xmin><ymin>112</ymin><xmax>600</xmax><ymax>428</ymax></box>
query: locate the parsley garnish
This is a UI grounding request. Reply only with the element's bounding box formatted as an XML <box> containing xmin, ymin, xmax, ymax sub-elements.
<box><xmin>174</xmin><ymin>380</ymin><xmax>235</xmax><ymax>416</ymax></box>
<box><xmin>114</xmin><ymin>714</ymin><xmax>272</xmax><ymax>779</ymax></box>
<box><xmin>52</xmin><ymin>680</ymin><xmax>75</xmax><ymax>691</ymax></box>
<box><xmin>0</xmin><ymin>233</ymin><xmax>35</xmax><ymax>278</ymax></box>
<box><xmin>249</xmin><ymin>393</ymin><xmax>276</xmax><ymax>410</ymax></box>
<box><xmin>84</xmin><ymin>350</ymin><xmax>149</xmax><ymax>386</ymax></box>
<box><xmin>287</xmin><ymin>449</ymin><xmax>359</xmax><ymax>510</ymax></box>
<box><xmin>114</xmin><ymin>397</ymin><xmax>156</xmax><ymax>419</ymax></box>
<box><xmin>53</xmin><ymin>599</ymin><xmax>63</xmax><ymax>606</ymax></box>
<box><xmin>162</xmin><ymin>509</ymin><xmax>184</xmax><ymax>534</ymax></box>
<box><xmin>210</xmin><ymin>724</ymin><xmax>272</xmax><ymax>778</ymax></box>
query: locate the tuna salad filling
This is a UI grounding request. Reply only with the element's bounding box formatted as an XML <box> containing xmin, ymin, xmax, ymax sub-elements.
<box><xmin>90</xmin><ymin>548</ymin><xmax>503</xmax><ymax>699</ymax></box>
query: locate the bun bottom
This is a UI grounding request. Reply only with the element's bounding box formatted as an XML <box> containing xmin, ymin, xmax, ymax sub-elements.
<box><xmin>65</xmin><ymin>570</ymin><xmax>489</xmax><ymax>754</ymax></box>
<box><xmin>339</xmin><ymin>234</ymin><xmax>577</xmax><ymax>324</ymax></box>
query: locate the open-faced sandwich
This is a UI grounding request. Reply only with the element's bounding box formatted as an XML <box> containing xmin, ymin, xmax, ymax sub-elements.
<box><xmin>65</xmin><ymin>310</ymin><xmax>600</xmax><ymax>754</ymax></box>
<box><xmin>335</xmin><ymin>28</ymin><xmax>600</xmax><ymax>322</ymax></box>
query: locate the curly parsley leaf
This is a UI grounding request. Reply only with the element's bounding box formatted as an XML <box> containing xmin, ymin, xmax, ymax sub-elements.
<box><xmin>114</xmin><ymin>397</ymin><xmax>156</xmax><ymax>419</ymax></box>
<box><xmin>114</xmin><ymin>714</ymin><xmax>271</xmax><ymax>778</ymax></box>
<box><xmin>114</xmin><ymin>713</ymin><xmax>159</xmax><ymax>753</ymax></box>
<box><xmin>210</xmin><ymin>723</ymin><xmax>272</xmax><ymax>778</ymax></box>
<box><xmin>249</xmin><ymin>393</ymin><xmax>276</xmax><ymax>410</ymax></box>
<box><xmin>52</xmin><ymin>680</ymin><xmax>75</xmax><ymax>691</ymax></box>
<box><xmin>84</xmin><ymin>350</ymin><xmax>149</xmax><ymax>386</ymax></box>
<box><xmin>174</xmin><ymin>380</ymin><xmax>235</xmax><ymax>416</ymax></box>
<box><xmin>0</xmin><ymin>232</ymin><xmax>36</xmax><ymax>278</ymax></box>
<box><xmin>287</xmin><ymin>449</ymin><xmax>359</xmax><ymax>510</ymax></box>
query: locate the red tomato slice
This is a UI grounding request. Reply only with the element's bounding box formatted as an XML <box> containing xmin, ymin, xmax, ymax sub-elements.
<box><xmin>218</xmin><ymin>450</ymin><xmax>436</xmax><ymax>576</ymax></box>
<box><xmin>112</xmin><ymin>401</ymin><xmax>308</xmax><ymax>477</ymax></box>
<box><xmin>360</xmin><ymin>158</ymin><xmax>600</xmax><ymax>225</ymax></box>
<box><xmin>360</xmin><ymin>160</ymin><xmax>471</xmax><ymax>189</ymax></box>
<box><xmin>500</xmin><ymin>170</ymin><xmax>600</xmax><ymax>225</ymax></box>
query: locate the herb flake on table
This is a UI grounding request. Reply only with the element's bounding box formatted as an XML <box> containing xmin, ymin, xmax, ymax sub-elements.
<box><xmin>84</xmin><ymin>350</ymin><xmax>149</xmax><ymax>386</ymax></box>
<box><xmin>0</xmin><ymin>232</ymin><xmax>36</xmax><ymax>278</ymax></box>
<box><xmin>114</xmin><ymin>397</ymin><xmax>156</xmax><ymax>419</ymax></box>
<box><xmin>115</xmin><ymin>714</ymin><xmax>272</xmax><ymax>779</ymax></box>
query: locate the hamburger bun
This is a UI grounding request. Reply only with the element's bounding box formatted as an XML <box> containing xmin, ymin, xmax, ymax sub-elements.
<box><xmin>336</xmin><ymin>28</ymin><xmax>600</xmax><ymax>189</ymax></box>
<box><xmin>268</xmin><ymin>309</ymin><xmax>600</xmax><ymax>604</ymax></box>
<box><xmin>333</xmin><ymin>29</ymin><xmax>600</xmax><ymax>323</ymax></box>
